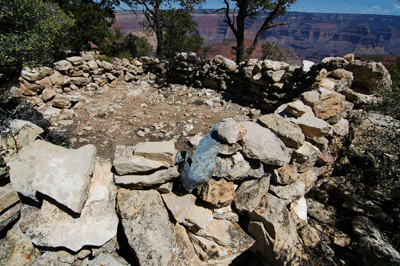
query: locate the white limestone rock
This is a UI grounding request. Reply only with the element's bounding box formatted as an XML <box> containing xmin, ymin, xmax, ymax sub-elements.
<box><xmin>133</xmin><ymin>140</ymin><xmax>177</xmax><ymax>165</ymax></box>
<box><xmin>0</xmin><ymin>119</ymin><xmax>44</xmax><ymax>163</ymax></box>
<box><xmin>8</xmin><ymin>140</ymin><xmax>68</xmax><ymax>202</ymax></box>
<box><xmin>161</xmin><ymin>192</ymin><xmax>197</xmax><ymax>223</ymax></box>
<box><xmin>117</xmin><ymin>188</ymin><xmax>177</xmax><ymax>266</ymax></box>
<box><xmin>32</xmin><ymin>144</ymin><xmax>96</xmax><ymax>214</ymax></box>
<box><xmin>54</xmin><ymin>60</ymin><xmax>72</xmax><ymax>72</ymax></box>
<box><xmin>240</xmin><ymin>121</ymin><xmax>291</xmax><ymax>166</ymax></box>
<box><xmin>113</xmin><ymin>145</ymin><xmax>169</xmax><ymax>175</ymax></box>
<box><xmin>188</xmin><ymin>219</ymin><xmax>255</xmax><ymax>265</ymax></box>
<box><xmin>258</xmin><ymin>114</ymin><xmax>305</xmax><ymax>149</ymax></box>
<box><xmin>114</xmin><ymin>167</ymin><xmax>179</xmax><ymax>187</ymax></box>
<box><xmin>217</xmin><ymin>120</ymin><xmax>247</xmax><ymax>144</ymax></box>
<box><xmin>26</xmin><ymin>160</ymin><xmax>119</xmax><ymax>252</ymax></box>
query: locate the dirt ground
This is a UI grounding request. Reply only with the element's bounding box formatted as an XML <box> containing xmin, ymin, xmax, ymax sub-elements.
<box><xmin>61</xmin><ymin>77</ymin><xmax>255</xmax><ymax>161</ymax></box>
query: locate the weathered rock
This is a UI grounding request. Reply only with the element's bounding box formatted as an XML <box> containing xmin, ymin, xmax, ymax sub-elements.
<box><xmin>270</xmin><ymin>181</ymin><xmax>306</xmax><ymax>200</ymax></box>
<box><xmin>32</xmin><ymin>144</ymin><xmax>96</xmax><ymax>214</ymax></box>
<box><xmin>182</xmin><ymin>204</ymin><xmax>214</xmax><ymax>230</ymax></box>
<box><xmin>332</xmin><ymin>118</ymin><xmax>350</xmax><ymax>137</ymax></box>
<box><xmin>66</xmin><ymin>56</ymin><xmax>83</xmax><ymax>65</ymax></box>
<box><xmin>290</xmin><ymin>196</ymin><xmax>308</xmax><ymax>222</ymax></box>
<box><xmin>0</xmin><ymin>222</ymin><xmax>40</xmax><ymax>265</ymax></box>
<box><xmin>307</xmin><ymin>198</ymin><xmax>336</xmax><ymax>225</ymax></box>
<box><xmin>235</xmin><ymin>175</ymin><xmax>270</xmax><ymax>213</ymax></box>
<box><xmin>114</xmin><ymin>166</ymin><xmax>179</xmax><ymax>187</ymax></box>
<box><xmin>19</xmin><ymin>204</ymin><xmax>40</xmax><ymax>233</ymax></box>
<box><xmin>161</xmin><ymin>192</ymin><xmax>197</xmax><ymax>223</ymax></box>
<box><xmin>70</xmin><ymin>77</ymin><xmax>90</xmax><ymax>86</ymax></box>
<box><xmin>41</xmin><ymin>87</ymin><xmax>57</xmax><ymax>102</ymax></box>
<box><xmin>197</xmin><ymin>178</ymin><xmax>235</xmax><ymax>207</ymax></box>
<box><xmin>188</xmin><ymin>219</ymin><xmax>255</xmax><ymax>264</ymax></box>
<box><xmin>347</xmin><ymin>60</ymin><xmax>392</xmax><ymax>91</ymax></box>
<box><xmin>51</xmin><ymin>71</ymin><xmax>70</xmax><ymax>86</ymax></box>
<box><xmin>276</xmin><ymin>102</ymin><xmax>332</xmax><ymax>137</ymax></box>
<box><xmin>0</xmin><ymin>203</ymin><xmax>21</xmax><ymax>232</ymax></box>
<box><xmin>8</xmin><ymin>140</ymin><xmax>68</xmax><ymax>202</ymax></box>
<box><xmin>272</xmin><ymin>164</ymin><xmax>299</xmax><ymax>185</ymax></box>
<box><xmin>218</xmin><ymin>142</ymin><xmax>242</xmax><ymax>155</ymax></box>
<box><xmin>321</xmin><ymin>57</ymin><xmax>349</xmax><ymax>71</ymax></box>
<box><xmin>301</xmin><ymin>88</ymin><xmax>346</xmax><ymax>123</ymax></box>
<box><xmin>217</xmin><ymin>120</ymin><xmax>247</xmax><ymax>144</ymax></box>
<box><xmin>21</xmin><ymin>68</ymin><xmax>41</xmax><ymax>82</ymax></box>
<box><xmin>287</xmin><ymin>100</ymin><xmax>308</xmax><ymax>117</ymax></box>
<box><xmin>353</xmin><ymin>216</ymin><xmax>400</xmax><ymax>266</ymax></box>
<box><xmin>0</xmin><ymin>183</ymin><xmax>19</xmax><ymax>213</ymax></box>
<box><xmin>298</xmin><ymin>224</ymin><xmax>321</xmax><ymax>248</ymax></box>
<box><xmin>173</xmin><ymin>223</ymin><xmax>203</xmax><ymax>265</ymax></box>
<box><xmin>133</xmin><ymin>140</ymin><xmax>177</xmax><ymax>165</ymax></box>
<box><xmin>113</xmin><ymin>145</ymin><xmax>169</xmax><ymax>175</ymax></box>
<box><xmin>212</xmin><ymin>205</ymin><xmax>239</xmax><ymax>222</ymax></box>
<box><xmin>87</xmin><ymin>60</ymin><xmax>98</xmax><ymax>70</ymax></box>
<box><xmin>344</xmin><ymin>53</ymin><xmax>354</xmax><ymax>62</ymax></box>
<box><xmin>117</xmin><ymin>188</ymin><xmax>177</xmax><ymax>266</ymax></box>
<box><xmin>240</xmin><ymin>121</ymin><xmax>291</xmax><ymax>166</ymax></box>
<box><xmin>54</xmin><ymin>60</ymin><xmax>72</xmax><ymax>72</ymax></box>
<box><xmin>292</xmin><ymin>142</ymin><xmax>321</xmax><ymax>172</ymax></box>
<box><xmin>249</xmin><ymin>193</ymin><xmax>303</xmax><ymax>266</ymax></box>
<box><xmin>258</xmin><ymin>114</ymin><xmax>305</xmax><ymax>149</ymax></box>
<box><xmin>88</xmin><ymin>253</ymin><xmax>130</xmax><ymax>266</ymax></box>
<box><xmin>1</xmin><ymin>119</ymin><xmax>43</xmax><ymax>163</ymax></box>
<box><xmin>26</xmin><ymin>160</ymin><xmax>119</xmax><ymax>252</ymax></box>
<box><xmin>52</xmin><ymin>95</ymin><xmax>72</xmax><ymax>109</ymax></box>
<box><xmin>302</xmin><ymin>60</ymin><xmax>315</xmax><ymax>73</ymax></box>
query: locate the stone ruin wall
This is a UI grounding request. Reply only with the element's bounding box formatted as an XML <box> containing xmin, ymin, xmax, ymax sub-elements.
<box><xmin>0</xmin><ymin>52</ymin><xmax>397</xmax><ymax>266</ymax></box>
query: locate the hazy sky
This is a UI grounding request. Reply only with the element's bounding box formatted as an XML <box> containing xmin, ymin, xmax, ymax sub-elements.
<box><xmin>201</xmin><ymin>0</ymin><xmax>400</xmax><ymax>15</ymax></box>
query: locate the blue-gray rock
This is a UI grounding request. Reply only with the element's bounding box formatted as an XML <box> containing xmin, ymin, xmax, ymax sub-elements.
<box><xmin>177</xmin><ymin>125</ymin><xmax>220</xmax><ymax>191</ymax></box>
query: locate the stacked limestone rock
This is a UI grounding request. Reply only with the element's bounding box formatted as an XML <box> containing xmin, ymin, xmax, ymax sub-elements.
<box><xmin>16</xmin><ymin>56</ymin><xmax>151</xmax><ymax>128</ymax></box>
<box><xmin>1</xmin><ymin>53</ymin><xmax>398</xmax><ymax>265</ymax></box>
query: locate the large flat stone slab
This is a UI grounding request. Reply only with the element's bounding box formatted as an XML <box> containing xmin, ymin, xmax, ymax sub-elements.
<box><xmin>8</xmin><ymin>140</ymin><xmax>69</xmax><ymax>202</ymax></box>
<box><xmin>32</xmin><ymin>144</ymin><xmax>96</xmax><ymax>214</ymax></box>
<box><xmin>26</xmin><ymin>160</ymin><xmax>119</xmax><ymax>252</ymax></box>
<box><xmin>117</xmin><ymin>188</ymin><xmax>177</xmax><ymax>266</ymax></box>
<box><xmin>133</xmin><ymin>140</ymin><xmax>177</xmax><ymax>165</ymax></box>
<box><xmin>257</xmin><ymin>114</ymin><xmax>305</xmax><ymax>149</ymax></box>
<box><xmin>113</xmin><ymin>145</ymin><xmax>169</xmax><ymax>175</ymax></box>
<box><xmin>240</xmin><ymin>121</ymin><xmax>291</xmax><ymax>166</ymax></box>
<box><xmin>114</xmin><ymin>167</ymin><xmax>179</xmax><ymax>187</ymax></box>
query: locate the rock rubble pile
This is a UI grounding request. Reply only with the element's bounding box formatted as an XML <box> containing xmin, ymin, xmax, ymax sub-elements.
<box><xmin>1</xmin><ymin>52</ymin><xmax>399</xmax><ymax>266</ymax></box>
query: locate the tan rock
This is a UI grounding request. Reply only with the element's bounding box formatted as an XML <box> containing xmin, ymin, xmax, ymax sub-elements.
<box><xmin>272</xmin><ymin>164</ymin><xmax>299</xmax><ymax>185</ymax></box>
<box><xmin>52</xmin><ymin>95</ymin><xmax>71</xmax><ymax>109</ymax></box>
<box><xmin>235</xmin><ymin>175</ymin><xmax>270</xmax><ymax>213</ymax></box>
<box><xmin>249</xmin><ymin>193</ymin><xmax>303</xmax><ymax>266</ymax></box>
<box><xmin>117</xmin><ymin>188</ymin><xmax>177</xmax><ymax>266</ymax></box>
<box><xmin>258</xmin><ymin>114</ymin><xmax>305</xmax><ymax>149</ymax></box>
<box><xmin>197</xmin><ymin>178</ymin><xmax>235</xmax><ymax>207</ymax></box>
<box><xmin>161</xmin><ymin>192</ymin><xmax>197</xmax><ymax>223</ymax></box>
<box><xmin>217</xmin><ymin>120</ymin><xmax>247</xmax><ymax>144</ymax></box>
<box><xmin>114</xmin><ymin>167</ymin><xmax>179</xmax><ymax>187</ymax></box>
<box><xmin>240</xmin><ymin>121</ymin><xmax>291</xmax><ymax>166</ymax></box>
<box><xmin>113</xmin><ymin>145</ymin><xmax>169</xmax><ymax>175</ymax></box>
<box><xmin>133</xmin><ymin>140</ymin><xmax>177</xmax><ymax>165</ymax></box>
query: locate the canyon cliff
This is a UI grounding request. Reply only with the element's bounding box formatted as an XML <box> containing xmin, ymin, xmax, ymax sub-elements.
<box><xmin>114</xmin><ymin>10</ymin><xmax>400</xmax><ymax>63</ymax></box>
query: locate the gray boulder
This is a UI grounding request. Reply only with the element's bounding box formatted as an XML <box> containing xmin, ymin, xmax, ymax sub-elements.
<box><xmin>240</xmin><ymin>121</ymin><xmax>291</xmax><ymax>166</ymax></box>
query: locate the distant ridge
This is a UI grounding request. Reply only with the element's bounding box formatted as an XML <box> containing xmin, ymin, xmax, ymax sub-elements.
<box><xmin>113</xmin><ymin>10</ymin><xmax>400</xmax><ymax>63</ymax></box>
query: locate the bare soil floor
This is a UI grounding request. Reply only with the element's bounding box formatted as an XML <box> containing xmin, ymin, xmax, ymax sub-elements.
<box><xmin>62</xmin><ymin>77</ymin><xmax>252</xmax><ymax>160</ymax></box>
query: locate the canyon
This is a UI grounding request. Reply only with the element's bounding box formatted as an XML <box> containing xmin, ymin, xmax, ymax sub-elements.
<box><xmin>114</xmin><ymin>10</ymin><xmax>400</xmax><ymax>64</ymax></box>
